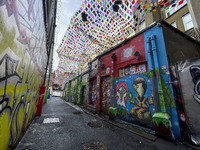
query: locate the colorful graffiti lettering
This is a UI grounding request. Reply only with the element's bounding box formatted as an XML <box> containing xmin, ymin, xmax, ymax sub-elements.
<box><xmin>0</xmin><ymin>51</ymin><xmax>42</xmax><ymax>149</ymax></box>
<box><xmin>130</xmin><ymin>77</ymin><xmax>153</xmax><ymax>121</ymax></box>
<box><xmin>101</xmin><ymin>76</ymin><xmax>110</xmax><ymax>112</ymax></box>
<box><xmin>0</xmin><ymin>1</ymin><xmax>46</xmax><ymax>149</ymax></box>
<box><xmin>116</xmin><ymin>82</ymin><xmax>128</xmax><ymax>107</ymax></box>
<box><xmin>190</xmin><ymin>65</ymin><xmax>200</xmax><ymax>104</ymax></box>
<box><xmin>90</xmin><ymin>79</ymin><xmax>97</xmax><ymax>106</ymax></box>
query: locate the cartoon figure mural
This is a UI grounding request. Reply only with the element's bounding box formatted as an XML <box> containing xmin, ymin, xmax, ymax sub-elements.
<box><xmin>190</xmin><ymin>65</ymin><xmax>200</xmax><ymax>104</ymax></box>
<box><xmin>116</xmin><ymin>82</ymin><xmax>128</xmax><ymax>107</ymax></box>
<box><xmin>130</xmin><ymin>77</ymin><xmax>154</xmax><ymax>122</ymax></box>
<box><xmin>113</xmin><ymin>75</ymin><xmax>155</xmax><ymax>129</ymax></box>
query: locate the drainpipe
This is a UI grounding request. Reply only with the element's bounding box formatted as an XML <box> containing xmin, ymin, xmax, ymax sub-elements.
<box><xmin>146</xmin><ymin>37</ymin><xmax>158</xmax><ymax>113</ymax></box>
<box><xmin>151</xmin><ymin>35</ymin><xmax>166</xmax><ymax>113</ymax></box>
<box><xmin>111</xmin><ymin>53</ymin><xmax>116</xmax><ymax>107</ymax></box>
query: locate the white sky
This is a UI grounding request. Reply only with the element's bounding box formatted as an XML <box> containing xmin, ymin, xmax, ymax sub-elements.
<box><xmin>52</xmin><ymin>0</ymin><xmax>82</xmax><ymax>72</ymax></box>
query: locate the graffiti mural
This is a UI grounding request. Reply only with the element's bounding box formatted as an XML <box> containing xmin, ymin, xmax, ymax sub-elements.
<box><xmin>178</xmin><ymin>59</ymin><xmax>200</xmax><ymax>145</ymax></box>
<box><xmin>0</xmin><ymin>1</ymin><xmax>47</xmax><ymax>149</ymax></box>
<box><xmin>116</xmin><ymin>82</ymin><xmax>128</xmax><ymax>107</ymax></box>
<box><xmin>90</xmin><ymin>79</ymin><xmax>97</xmax><ymax>106</ymax></box>
<box><xmin>70</xmin><ymin>79</ymin><xmax>77</xmax><ymax>103</ymax></box>
<box><xmin>130</xmin><ymin>77</ymin><xmax>154</xmax><ymax>122</ymax></box>
<box><xmin>190</xmin><ymin>65</ymin><xmax>200</xmax><ymax>104</ymax></box>
<box><xmin>170</xmin><ymin>66</ymin><xmax>189</xmax><ymax>139</ymax></box>
<box><xmin>114</xmin><ymin>75</ymin><xmax>155</xmax><ymax>129</ymax></box>
<box><xmin>101</xmin><ymin>76</ymin><xmax>110</xmax><ymax>113</ymax></box>
<box><xmin>81</xmin><ymin>73</ymin><xmax>89</xmax><ymax>106</ymax></box>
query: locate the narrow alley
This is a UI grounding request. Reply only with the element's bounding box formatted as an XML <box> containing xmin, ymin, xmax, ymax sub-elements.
<box><xmin>16</xmin><ymin>97</ymin><xmax>193</xmax><ymax>150</ymax></box>
<box><xmin>1</xmin><ymin>0</ymin><xmax>200</xmax><ymax>150</ymax></box>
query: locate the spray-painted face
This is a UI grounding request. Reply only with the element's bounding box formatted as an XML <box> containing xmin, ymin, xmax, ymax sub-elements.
<box><xmin>133</xmin><ymin>83</ymin><xmax>144</xmax><ymax>99</ymax></box>
<box><xmin>133</xmin><ymin>77</ymin><xmax>147</xmax><ymax>100</ymax></box>
<box><xmin>116</xmin><ymin>82</ymin><xmax>128</xmax><ymax>107</ymax></box>
<box><xmin>118</xmin><ymin>86</ymin><xmax>127</xmax><ymax>102</ymax></box>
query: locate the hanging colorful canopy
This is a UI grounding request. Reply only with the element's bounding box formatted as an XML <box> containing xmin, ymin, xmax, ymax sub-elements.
<box><xmin>57</xmin><ymin>0</ymin><xmax>185</xmax><ymax>75</ymax></box>
<box><xmin>54</xmin><ymin>67</ymin><xmax>76</xmax><ymax>85</ymax></box>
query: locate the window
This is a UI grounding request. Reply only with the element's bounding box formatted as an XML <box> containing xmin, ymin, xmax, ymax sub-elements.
<box><xmin>171</xmin><ymin>22</ymin><xmax>177</xmax><ymax>28</ymax></box>
<box><xmin>182</xmin><ymin>13</ymin><xmax>194</xmax><ymax>31</ymax></box>
<box><xmin>165</xmin><ymin>0</ymin><xmax>187</xmax><ymax>17</ymax></box>
<box><xmin>139</xmin><ymin>21</ymin><xmax>146</xmax><ymax>31</ymax></box>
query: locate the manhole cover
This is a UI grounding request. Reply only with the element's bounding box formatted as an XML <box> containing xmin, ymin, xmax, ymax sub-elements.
<box><xmin>73</xmin><ymin>111</ymin><xmax>83</xmax><ymax>115</ymax></box>
<box><xmin>82</xmin><ymin>142</ymin><xmax>107</xmax><ymax>150</ymax></box>
<box><xmin>87</xmin><ymin>119</ymin><xmax>102</xmax><ymax>128</ymax></box>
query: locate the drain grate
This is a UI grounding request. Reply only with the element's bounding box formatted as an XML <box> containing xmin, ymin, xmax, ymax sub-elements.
<box><xmin>82</xmin><ymin>142</ymin><xmax>107</xmax><ymax>150</ymax></box>
<box><xmin>87</xmin><ymin>119</ymin><xmax>102</xmax><ymax>128</ymax></box>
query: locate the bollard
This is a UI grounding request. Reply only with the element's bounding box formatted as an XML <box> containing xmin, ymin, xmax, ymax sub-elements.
<box><xmin>36</xmin><ymin>84</ymin><xmax>46</xmax><ymax>116</ymax></box>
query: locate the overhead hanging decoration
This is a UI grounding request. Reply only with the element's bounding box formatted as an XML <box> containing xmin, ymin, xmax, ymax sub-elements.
<box><xmin>56</xmin><ymin>0</ymin><xmax>185</xmax><ymax>79</ymax></box>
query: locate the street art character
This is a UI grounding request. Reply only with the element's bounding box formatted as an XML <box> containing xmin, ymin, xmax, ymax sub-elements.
<box><xmin>116</xmin><ymin>82</ymin><xmax>128</xmax><ymax>107</ymax></box>
<box><xmin>190</xmin><ymin>65</ymin><xmax>200</xmax><ymax>104</ymax></box>
<box><xmin>130</xmin><ymin>77</ymin><xmax>153</xmax><ymax>121</ymax></box>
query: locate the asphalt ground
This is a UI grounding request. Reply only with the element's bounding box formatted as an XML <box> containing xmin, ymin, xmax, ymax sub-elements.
<box><xmin>16</xmin><ymin>97</ymin><xmax>197</xmax><ymax>150</ymax></box>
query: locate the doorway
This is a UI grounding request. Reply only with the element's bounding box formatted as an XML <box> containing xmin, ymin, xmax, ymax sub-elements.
<box><xmin>101</xmin><ymin>76</ymin><xmax>110</xmax><ymax>114</ymax></box>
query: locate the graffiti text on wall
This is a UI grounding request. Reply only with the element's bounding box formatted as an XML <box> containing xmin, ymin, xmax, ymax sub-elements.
<box><xmin>0</xmin><ymin>0</ymin><xmax>46</xmax><ymax>149</ymax></box>
<box><xmin>101</xmin><ymin>76</ymin><xmax>110</xmax><ymax>110</ymax></box>
<box><xmin>190</xmin><ymin>65</ymin><xmax>200</xmax><ymax>104</ymax></box>
<box><xmin>0</xmin><ymin>51</ymin><xmax>42</xmax><ymax>149</ymax></box>
<box><xmin>119</xmin><ymin>63</ymin><xmax>147</xmax><ymax>77</ymax></box>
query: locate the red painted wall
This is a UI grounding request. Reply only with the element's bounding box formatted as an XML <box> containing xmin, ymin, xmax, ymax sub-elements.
<box><xmin>99</xmin><ymin>33</ymin><xmax>146</xmax><ymax>76</ymax></box>
<box><xmin>96</xmin><ymin>33</ymin><xmax>146</xmax><ymax>113</ymax></box>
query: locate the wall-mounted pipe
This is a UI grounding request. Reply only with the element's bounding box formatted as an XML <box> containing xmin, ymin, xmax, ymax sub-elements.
<box><xmin>151</xmin><ymin>35</ymin><xmax>166</xmax><ymax>113</ymax></box>
<box><xmin>146</xmin><ymin>37</ymin><xmax>158</xmax><ymax>113</ymax></box>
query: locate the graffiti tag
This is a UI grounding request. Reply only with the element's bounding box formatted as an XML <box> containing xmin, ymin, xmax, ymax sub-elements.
<box><xmin>190</xmin><ymin>65</ymin><xmax>200</xmax><ymax>104</ymax></box>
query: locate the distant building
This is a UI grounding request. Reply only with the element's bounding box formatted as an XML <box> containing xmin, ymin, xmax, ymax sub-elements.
<box><xmin>136</xmin><ymin>0</ymin><xmax>200</xmax><ymax>41</ymax></box>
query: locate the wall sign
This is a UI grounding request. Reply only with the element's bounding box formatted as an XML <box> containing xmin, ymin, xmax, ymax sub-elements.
<box><xmin>119</xmin><ymin>63</ymin><xmax>147</xmax><ymax>77</ymax></box>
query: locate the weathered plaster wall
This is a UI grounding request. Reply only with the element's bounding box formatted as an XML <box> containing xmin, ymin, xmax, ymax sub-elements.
<box><xmin>0</xmin><ymin>1</ymin><xmax>47</xmax><ymax>149</ymax></box>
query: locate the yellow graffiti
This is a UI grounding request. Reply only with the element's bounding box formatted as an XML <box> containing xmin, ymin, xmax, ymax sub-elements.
<box><xmin>0</xmin><ymin>57</ymin><xmax>42</xmax><ymax>149</ymax></box>
<box><xmin>0</xmin><ymin>10</ymin><xmax>43</xmax><ymax>150</ymax></box>
<box><xmin>0</xmin><ymin>113</ymin><xmax>10</xmax><ymax>150</ymax></box>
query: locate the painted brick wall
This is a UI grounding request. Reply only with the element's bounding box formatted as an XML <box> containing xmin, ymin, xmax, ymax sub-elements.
<box><xmin>0</xmin><ymin>1</ymin><xmax>47</xmax><ymax>149</ymax></box>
